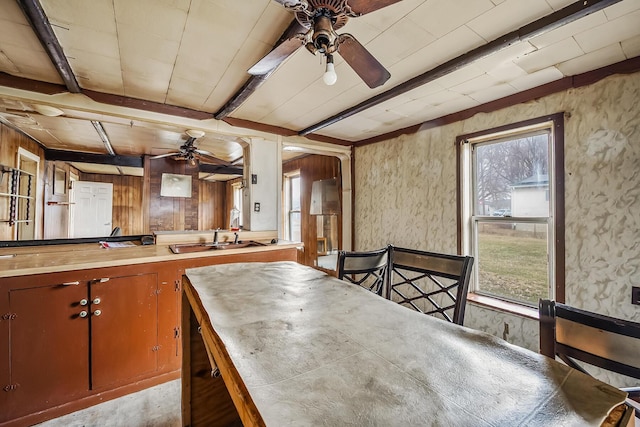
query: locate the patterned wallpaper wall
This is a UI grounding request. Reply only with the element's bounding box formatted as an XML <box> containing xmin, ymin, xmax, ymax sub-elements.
<box><xmin>354</xmin><ymin>72</ymin><xmax>640</xmax><ymax>386</ymax></box>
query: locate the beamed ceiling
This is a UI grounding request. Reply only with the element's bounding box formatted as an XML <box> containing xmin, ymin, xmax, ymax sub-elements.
<box><xmin>0</xmin><ymin>0</ymin><xmax>639</xmax><ymax>177</ymax></box>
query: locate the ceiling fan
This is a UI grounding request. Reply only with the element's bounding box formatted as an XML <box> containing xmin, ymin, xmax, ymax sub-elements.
<box><xmin>248</xmin><ymin>0</ymin><xmax>401</xmax><ymax>88</ymax></box>
<box><xmin>150</xmin><ymin>130</ymin><xmax>230</xmax><ymax>167</ymax></box>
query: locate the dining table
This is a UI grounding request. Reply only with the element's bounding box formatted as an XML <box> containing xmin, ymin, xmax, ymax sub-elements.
<box><xmin>181</xmin><ymin>261</ymin><xmax>631</xmax><ymax>426</ymax></box>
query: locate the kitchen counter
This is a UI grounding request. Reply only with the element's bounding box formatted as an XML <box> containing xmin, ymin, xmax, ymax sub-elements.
<box><xmin>0</xmin><ymin>240</ymin><xmax>301</xmax><ymax>278</ymax></box>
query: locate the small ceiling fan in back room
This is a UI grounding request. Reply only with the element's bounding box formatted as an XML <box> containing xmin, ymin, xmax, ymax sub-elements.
<box><xmin>150</xmin><ymin>130</ymin><xmax>230</xmax><ymax>167</ymax></box>
<box><xmin>248</xmin><ymin>0</ymin><xmax>402</xmax><ymax>88</ymax></box>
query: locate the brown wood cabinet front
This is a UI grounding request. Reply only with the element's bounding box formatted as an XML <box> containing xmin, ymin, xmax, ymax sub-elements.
<box><xmin>3</xmin><ymin>281</ymin><xmax>89</xmax><ymax>422</ymax></box>
<box><xmin>0</xmin><ymin>265</ymin><xmax>181</xmax><ymax>425</ymax></box>
<box><xmin>90</xmin><ymin>273</ymin><xmax>158</xmax><ymax>389</ymax></box>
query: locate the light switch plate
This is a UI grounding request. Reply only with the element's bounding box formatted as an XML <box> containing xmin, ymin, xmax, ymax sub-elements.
<box><xmin>254</xmin><ymin>202</ymin><xmax>260</xmax><ymax>212</ymax></box>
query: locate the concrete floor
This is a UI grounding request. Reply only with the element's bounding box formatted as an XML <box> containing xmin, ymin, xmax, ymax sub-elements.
<box><xmin>34</xmin><ymin>379</ymin><xmax>181</xmax><ymax>427</ymax></box>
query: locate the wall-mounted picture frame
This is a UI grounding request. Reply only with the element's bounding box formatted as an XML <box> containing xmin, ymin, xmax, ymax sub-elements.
<box><xmin>160</xmin><ymin>173</ymin><xmax>192</xmax><ymax>198</ymax></box>
<box><xmin>53</xmin><ymin>168</ymin><xmax>66</xmax><ymax>195</ymax></box>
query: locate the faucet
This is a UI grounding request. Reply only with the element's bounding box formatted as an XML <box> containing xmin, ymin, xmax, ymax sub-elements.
<box><xmin>213</xmin><ymin>228</ymin><xmax>219</xmax><ymax>245</ymax></box>
<box><xmin>234</xmin><ymin>232</ymin><xmax>239</xmax><ymax>244</ymax></box>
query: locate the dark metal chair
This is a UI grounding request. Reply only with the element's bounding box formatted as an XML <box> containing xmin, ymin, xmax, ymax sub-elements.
<box><xmin>539</xmin><ymin>299</ymin><xmax>640</xmax><ymax>419</ymax></box>
<box><xmin>387</xmin><ymin>246</ymin><xmax>473</xmax><ymax>325</ymax></box>
<box><xmin>337</xmin><ymin>247</ymin><xmax>390</xmax><ymax>296</ymax></box>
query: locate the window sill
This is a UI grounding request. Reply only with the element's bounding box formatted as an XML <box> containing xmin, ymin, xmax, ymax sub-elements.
<box><xmin>467</xmin><ymin>293</ymin><xmax>539</xmax><ymax>320</ymax></box>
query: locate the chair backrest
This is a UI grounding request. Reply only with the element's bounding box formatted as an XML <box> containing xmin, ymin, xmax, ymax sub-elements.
<box><xmin>387</xmin><ymin>246</ymin><xmax>473</xmax><ymax>325</ymax></box>
<box><xmin>539</xmin><ymin>299</ymin><xmax>640</xmax><ymax>380</ymax></box>
<box><xmin>337</xmin><ymin>247</ymin><xmax>389</xmax><ymax>296</ymax></box>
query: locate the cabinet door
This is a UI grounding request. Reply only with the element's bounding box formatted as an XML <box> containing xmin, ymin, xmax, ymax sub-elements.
<box><xmin>90</xmin><ymin>273</ymin><xmax>158</xmax><ymax>389</ymax></box>
<box><xmin>5</xmin><ymin>282</ymin><xmax>89</xmax><ymax>421</ymax></box>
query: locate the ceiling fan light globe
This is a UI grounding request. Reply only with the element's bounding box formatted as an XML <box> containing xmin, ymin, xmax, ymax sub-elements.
<box><xmin>323</xmin><ymin>62</ymin><xmax>337</xmax><ymax>85</ymax></box>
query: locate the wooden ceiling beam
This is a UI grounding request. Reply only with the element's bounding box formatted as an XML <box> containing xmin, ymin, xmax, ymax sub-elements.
<box><xmin>17</xmin><ymin>0</ymin><xmax>81</xmax><ymax>93</ymax></box>
<box><xmin>214</xmin><ymin>19</ymin><xmax>307</xmax><ymax>120</ymax></box>
<box><xmin>198</xmin><ymin>164</ymin><xmax>243</xmax><ymax>175</ymax></box>
<box><xmin>298</xmin><ymin>0</ymin><xmax>622</xmax><ymax>136</ymax></box>
<box><xmin>45</xmin><ymin>149</ymin><xmax>143</xmax><ymax>168</ymax></box>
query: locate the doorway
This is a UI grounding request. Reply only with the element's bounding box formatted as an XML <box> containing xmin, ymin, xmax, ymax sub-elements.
<box><xmin>70</xmin><ymin>181</ymin><xmax>113</xmax><ymax>238</ymax></box>
<box><xmin>16</xmin><ymin>148</ymin><xmax>39</xmax><ymax>240</ymax></box>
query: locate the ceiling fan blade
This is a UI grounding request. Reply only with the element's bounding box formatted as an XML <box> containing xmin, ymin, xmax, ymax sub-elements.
<box><xmin>150</xmin><ymin>152</ymin><xmax>181</xmax><ymax>159</ymax></box>
<box><xmin>347</xmin><ymin>0</ymin><xmax>403</xmax><ymax>15</ymax></box>
<box><xmin>337</xmin><ymin>34</ymin><xmax>390</xmax><ymax>88</ymax></box>
<box><xmin>248</xmin><ymin>34</ymin><xmax>306</xmax><ymax>75</ymax></box>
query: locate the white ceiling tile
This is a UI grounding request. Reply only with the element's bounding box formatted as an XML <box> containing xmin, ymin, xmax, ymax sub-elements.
<box><xmin>603</xmin><ymin>0</ymin><xmax>640</xmax><ymax>20</ymax></box>
<box><xmin>514</xmin><ymin>37</ymin><xmax>584</xmax><ymax>73</ymax></box>
<box><xmin>388</xmin><ymin>26</ymin><xmax>486</xmax><ymax>83</ymax></box>
<box><xmin>556</xmin><ymin>44</ymin><xmax>627</xmax><ymax>76</ymax></box>
<box><xmin>365</xmin><ymin>17</ymin><xmax>436</xmax><ymax>67</ymax></box>
<box><xmin>434</xmin><ymin>64</ymin><xmax>486</xmax><ymax>89</ymax></box>
<box><xmin>486</xmin><ymin>62</ymin><xmax>528</xmax><ymax>82</ymax></box>
<box><xmin>353</xmin><ymin>0</ymin><xmax>426</xmax><ymax>32</ymax></box>
<box><xmin>56</xmin><ymin>27</ymin><xmax>120</xmax><ymax>60</ymax></box>
<box><xmin>385</xmin><ymin>98</ymin><xmax>435</xmax><ymax>117</ymax></box>
<box><xmin>117</xmin><ymin>26</ymin><xmax>180</xmax><ymax>64</ymax></box>
<box><xmin>509</xmin><ymin>66</ymin><xmax>564</xmax><ymax>91</ymax></box>
<box><xmin>468</xmin><ymin>82</ymin><xmax>519</xmax><ymax>104</ymax></box>
<box><xmin>529</xmin><ymin>11</ymin><xmax>607</xmax><ymax>49</ymax></box>
<box><xmin>574</xmin><ymin>10</ymin><xmax>640</xmax><ymax>53</ymax></box>
<box><xmin>41</xmin><ymin>0</ymin><xmax>116</xmax><ymax>34</ymax></box>
<box><xmin>114</xmin><ymin>0</ymin><xmax>188</xmax><ymax>40</ymax></box>
<box><xmin>467</xmin><ymin>0</ymin><xmax>553</xmax><ymax>41</ymax></box>
<box><xmin>450</xmin><ymin>73</ymin><xmax>499</xmax><ymax>95</ymax></box>
<box><xmin>0</xmin><ymin>43</ymin><xmax>63</xmax><ymax>84</ymax></box>
<box><xmin>427</xmin><ymin>95</ymin><xmax>480</xmax><ymax>117</ymax></box>
<box><xmin>417</xmin><ymin>90</ymin><xmax>466</xmax><ymax>107</ymax></box>
<box><xmin>475</xmin><ymin>41</ymin><xmax>537</xmax><ymax>73</ymax></box>
<box><xmin>544</xmin><ymin>0</ymin><xmax>578</xmax><ymax>11</ymax></box>
<box><xmin>408</xmin><ymin>0</ymin><xmax>495</xmax><ymax>38</ymax></box>
<box><xmin>0</xmin><ymin>50</ymin><xmax>20</xmax><ymax>74</ymax></box>
<box><xmin>621</xmin><ymin>34</ymin><xmax>640</xmax><ymax>58</ymax></box>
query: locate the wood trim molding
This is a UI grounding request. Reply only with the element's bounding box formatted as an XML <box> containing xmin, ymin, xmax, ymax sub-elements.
<box><xmin>0</xmin><ymin>72</ymin><xmax>67</xmax><ymax>95</ymax></box>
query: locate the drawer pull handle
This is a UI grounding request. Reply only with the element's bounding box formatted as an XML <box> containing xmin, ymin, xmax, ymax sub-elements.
<box><xmin>93</xmin><ymin>309</ymin><xmax>102</xmax><ymax>316</ymax></box>
<box><xmin>79</xmin><ymin>299</ymin><xmax>88</xmax><ymax>306</ymax></box>
<box><xmin>79</xmin><ymin>311</ymin><xmax>88</xmax><ymax>318</ymax></box>
<box><xmin>62</xmin><ymin>281</ymin><xmax>80</xmax><ymax>286</ymax></box>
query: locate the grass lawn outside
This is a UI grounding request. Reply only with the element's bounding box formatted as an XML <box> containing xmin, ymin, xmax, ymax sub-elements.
<box><xmin>477</xmin><ymin>225</ymin><xmax>549</xmax><ymax>305</ymax></box>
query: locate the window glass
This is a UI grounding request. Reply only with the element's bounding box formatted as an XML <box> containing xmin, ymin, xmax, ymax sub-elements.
<box><xmin>460</xmin><ymin>116</ymin><xmax>563</xmax><ymax>308</ymax></box>
<box><xmin>474</xmin><ymin>133</ymin><xmax>549</xmax><ymax>218</ymax></box>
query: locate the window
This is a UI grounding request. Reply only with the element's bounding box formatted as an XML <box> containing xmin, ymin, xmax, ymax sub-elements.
<box><xmin>458</xmin><ymin>114</ymin><xmax>565</xmax><ymax>309</ymax></box>
<box><xmin>231</xmin><ymin>181</ymin><xmax>243</xmax><ymax>229</ymax></box>
<box><xmin>284</xmin><ymin>172</ymin><xmax>301</xmax><ymax>242</ymax></box>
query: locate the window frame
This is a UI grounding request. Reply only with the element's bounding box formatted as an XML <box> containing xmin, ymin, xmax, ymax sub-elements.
<box><xmin>456</xmin><ymin>113</ymin><xmax>565</xmax><ymax>315</ymax></box>
<box><xmin>284</xmin><ymin>171</ymin><xmax>301</xmax><ymax>242</ymax></box>
<box><xmin>231</xmin><ymin>181</ymin><xmax>243</xmax><ymax>228</ymax></box>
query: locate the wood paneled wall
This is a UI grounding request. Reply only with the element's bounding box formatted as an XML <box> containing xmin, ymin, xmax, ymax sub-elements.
<box><xmin>144</xmin><ymin>157</ymin><xmax>227</xmax><ymax>234</ymax></box>
<box><xmin>283</xmin><ymin>154</ymin><xmax>341</xmax><ymax>268</ymax></box>
<box><xmin>198</xmin><ymin>180</ymin><xmax>226</xmax><ymax>231</ymax></box>
<box><xmin>79</xmin><ymin>172</ymin><xmax>144</xmax><ymax>236</ymax></box>
<box><xmin>0</xmin><ymin>123</ymin><xmax>45</xmax><ymax>240</ymax></box>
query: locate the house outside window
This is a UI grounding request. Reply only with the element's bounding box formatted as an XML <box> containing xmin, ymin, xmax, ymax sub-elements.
<box><xmin>458</xmin><ymin>114</ymin><xmax>565</xmax><ymax>310</ymax></box>
<box><xmin>284</xmin><ymin>172</ymin><xmax>301</xmax><ymax>242</ymax></box>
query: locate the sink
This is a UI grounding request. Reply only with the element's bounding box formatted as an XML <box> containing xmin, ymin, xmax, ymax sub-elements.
<box><xmin>169</xmin><ymin>241</ymin><xmax>265</xmax><ymax>254</ymax></box>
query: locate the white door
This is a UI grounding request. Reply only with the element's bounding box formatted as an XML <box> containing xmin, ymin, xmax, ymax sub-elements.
<box><xmin>71</xmin><ymin>181</ymin><xmax>113</xmax><ymax>238</ymax></box>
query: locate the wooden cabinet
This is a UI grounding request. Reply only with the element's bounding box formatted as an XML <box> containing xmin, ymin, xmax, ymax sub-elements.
<box><xmin>5</xmin><ymin>280</ymin><xmax>89</xmax><ymax>421</ymax></box>
<box><xmin>0</xmin><ymin>264</ymin><xmax>181</xmax><ymax>425</ymax></box>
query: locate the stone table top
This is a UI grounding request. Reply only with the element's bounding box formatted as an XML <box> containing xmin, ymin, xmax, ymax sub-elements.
<box><xmin>185</xmin><ymin>261</ymin><xmax>627</xmax><ymax>426</ymax></box>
